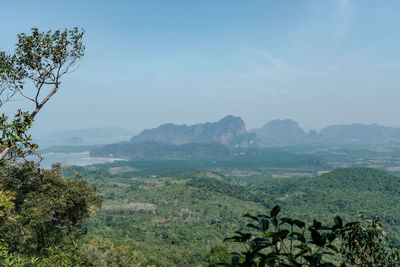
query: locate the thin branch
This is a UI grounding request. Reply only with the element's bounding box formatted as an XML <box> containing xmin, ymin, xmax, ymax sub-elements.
<box><xmin>35</xmin><ymin>80</ymin><xmax>45</xmax><ymax>106</ymax></box>
<box><xmin>0</xmin><ymin>148</ymin><xmax>10</xmax><ymax>160</ymax></box>
<box><xmin>16</xmin><ymin>87</ymin><xmax>36</xmax><ymax>103</ymax></box>
<box><xmin>0</xmin><ymin>87</ymin><xmax>17</xmax><ymax>107</ymax></box>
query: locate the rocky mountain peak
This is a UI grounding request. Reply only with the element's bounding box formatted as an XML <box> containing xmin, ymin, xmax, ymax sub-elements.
<box><xmin>129</xmin><ymin>115</ymin><xmax>256</xmax><ymax>148</ymax></box>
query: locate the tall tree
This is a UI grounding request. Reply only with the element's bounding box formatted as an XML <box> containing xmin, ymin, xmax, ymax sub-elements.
<box><xmin>0</xmin><ymin>27</ymin><xmax>85</xmax><ymax>160</ymax></box>
<box><xmin>0</xmin><ymin>29</ymin><xmax>105</xmax><ymax>264</ymax></box>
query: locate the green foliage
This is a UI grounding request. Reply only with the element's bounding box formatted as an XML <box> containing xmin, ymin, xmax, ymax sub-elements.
<box><xmin>79</xmin><ymin>237</ymin><xmax>146</xmax><ymax>266</ymax></box>
<box><xmin>341</xmin><ymin>214</ymin><xmax>395</xmax><ymax>266</ymax></box>
<box><xmin>0</xmin><ymin>111</ymin><xmax>36</xmax><ymax>159</ymax></box>
<box><xmin>253</xmin><ymin>168</ymin><xmax>400</xmax><ymax>246</ymax></box>
<box><xmin>71</xmin><ymin>163</ymin><xmax>400</xmax><ymax>266</ymax></box>
<box><xmin>0</xmin><ymin>241</ymin><xmax>15</xmax><ymax>266</ymax></box>
<box><xmin>186</xmin><ymin>177</ymin><xmax>263</xmax><ymax>203</ymax></box>
<box><xmin>223</xmin><ymin>206</ymin><xmax>399</xmax><ymax>266</ymax></box>
<box><xmin>82</xmin><ymin>170</ymin><xmax>265</xmax><ymax>266</ymax></box>
<box><xmin>0</xmin><ymin>189</ymin><xmax>15</xmax><ymax>218</ymax></box>
<box><xmin>0</xmin><ymin>237</ymin><xmax>149</xmax><ymax>267</ymax></box>
<box><xmin>0</xmin><ymin>162</ymin><xmax>102</xmax><ymax>255</ymax></box>
<box><xmin>207</xmin><ymin>246</ymin><xmax>232</xmax><ymax>267</ymax></box>
<box><xmin>224</xmin><ymin>205</ymin><xmax>341</xmax><ymax>266</ymax></box>
<box><xmin>15</xmin><ymin>27</ymin><xmax>84</xmax><ymax>75</ymax></box>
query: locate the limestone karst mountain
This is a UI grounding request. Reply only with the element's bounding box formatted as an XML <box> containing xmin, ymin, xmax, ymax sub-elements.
<box><xmin>129</xmin><ymin>115</ymin><xmax>256</xmax><ymax>148</ymax></box>
<box><xmin>250</xmin><ymin>119</ymin><xmax>306</xmax><ymax>144</ymax></box>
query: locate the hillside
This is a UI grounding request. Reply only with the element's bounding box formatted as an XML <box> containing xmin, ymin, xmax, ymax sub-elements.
<box><xmin>79</xmin><ymin>166</ymin><xmax>400</xmax><ymax>266</ymax></box>
<box><xmin>254</xmin><ymin>168</ymin><xmax>400</xmax><ymax>244</ymax></box>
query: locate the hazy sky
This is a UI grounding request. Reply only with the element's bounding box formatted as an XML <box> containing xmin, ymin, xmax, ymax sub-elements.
<box><xmin>1</xmin><ymin>0</ymin><xmax>400</xmax><ymax>136</ymax></box>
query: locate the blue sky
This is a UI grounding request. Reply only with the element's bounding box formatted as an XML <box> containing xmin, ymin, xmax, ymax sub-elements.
<box><xmin>1</xmin><ymin>0</ymin><xmax>400</xmax><ymax>135</ymax></box>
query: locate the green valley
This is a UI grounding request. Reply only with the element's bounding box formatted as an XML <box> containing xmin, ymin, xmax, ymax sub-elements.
<box><xmin>71</xmin><ymin>159</ymin><xmax>400</xmax><ymax>266</ymax></box>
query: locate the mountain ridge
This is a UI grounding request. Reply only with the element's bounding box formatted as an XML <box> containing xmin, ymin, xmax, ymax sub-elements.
<box><xmin>86</xmin><ymin>117</ymin><xmax>400</xmax><ymax>159</ymax></box>
<box><xmin>251</xmin><ymin>120</ymin><xmax>400</xmax><ymax>144</ymax></box>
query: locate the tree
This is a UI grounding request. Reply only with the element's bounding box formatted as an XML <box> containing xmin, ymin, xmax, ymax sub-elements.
<box><xmin>0</xmin><ymin>163</ymin><xmax>102</xmax><ymax>255</ymax></box>
<box><xmin>0</xmin><ymin>27</ymin><xmax>85</xmax><ymax>160</ymax></box>
<box><xmin>0</xmin><ymin>28</ymin><xmax>104</xmax><ymax>265</ymax></box>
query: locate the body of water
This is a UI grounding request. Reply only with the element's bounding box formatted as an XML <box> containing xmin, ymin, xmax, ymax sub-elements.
<box><xmin>37</xmin><ymin>152</ymin><xmax>125</xmax><ymax>169</ymax></box>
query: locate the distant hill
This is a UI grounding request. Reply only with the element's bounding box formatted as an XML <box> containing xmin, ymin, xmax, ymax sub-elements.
<box><xmin>46</xmin><ymin>127</ymin><xmax>135</xmax><ymax>146</ymax></box>
<box><xmin>89</xmin><ymin>141</ymin><xmax>231</xmax><ymax>159</ymax></box>
<box><xmin>252</xmin><ymin>120</ymin><xmax>400</xmax><ymax>145</ymax></box>
<box><xmin>50</xmin><ymin>127</ymin><xmax>134</xmax><ymax>139</ymax></box>
<box><xmin>250</xmin><ymin>119</ymin><xmax>306</xmax><ymax>144</ymax></box>
<box><xmin>319</xmin><ymin>123</ymin><xmax>400</xmax><ymax>142</ymax></box>
<box><xmin>130</xmin><ymin>115</ymin><xmax>256</xmax><ymax>148</ymax></box>
<box><xmin>62</xmin><ymin>137</ymin><xmax>84</xmax><ymax>145</ymax></box>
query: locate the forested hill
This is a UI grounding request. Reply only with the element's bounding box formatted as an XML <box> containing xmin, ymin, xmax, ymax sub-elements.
<box><xmin>254</xmin><ymin>168</ymin><xmax>400</xmax><ymax>244</ymax></box>
<box><xmin>81</xmin><ymin>166</ymin><xmax>400</xmax><ymax>265</ymax></box>
<box><xmin>89</xmin><ymin>141</ymin><xmax>231</xmax><ymax>159</ymax></box>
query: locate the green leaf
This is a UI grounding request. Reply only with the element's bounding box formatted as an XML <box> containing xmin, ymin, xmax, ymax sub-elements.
<box><xmin>311</xmin><ymin>230</ymin><xmax>326</xmax><ymax>247</ymax></box>
<box><xmin>243</xmin><ymin>213</ymin><xmax>258</xmax><ymax>221</ymax></box>
<box><xmin>280</xmin><ymin>217</ymin><xmax>293</xmax><ymax>225</ymax></box>
<box><xmin>293</xmin><ymin>220</ymin><xmax>305</xmax><ymax>229</ymax></box>
<box><xmin>334</xmin><ymin>216</ymin><xmax>343</xmax><ymax>228</ymax></box>
<box><xmin>260</xmin><ymin>219</ymin><xmax>270</xmax><ymax>232</ymax></box>
<box><xmin>247</xmin><ymin>223</ymin><xmax>260</xmax><ymax>231</ymax></box>
<box><xmin>326</xmin><ymin>244</ymin><xmax>339</xmax><ymax>253</ymax></box>
<box><xmin>264</xmin><ymin>232</ymin><xmax>276</xmax><ymax>238</ymax></box>
<box><xmin>271</xmin><ymin>217</ymin><xmax>278</xmax><ymax>227</ymax></box>
<box><xmin>270</xmin><ymin>205</ymin><xmax>281</xmax><ymax>218</ymax></box>
<box><xmin>273</xmin><ymin>229</ymin><xmax>289</xmax><ymax>243</ymax></box>
<box><xmin>312</xmin><ymin>220</ymin><xmax>322</xmax><ymax>229</ymax></box>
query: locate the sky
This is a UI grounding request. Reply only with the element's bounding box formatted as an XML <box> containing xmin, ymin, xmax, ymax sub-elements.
<box><xmin>1</xmin><ymin>0</ymin><xmax>400</xmax><ymax>136</ymax></box>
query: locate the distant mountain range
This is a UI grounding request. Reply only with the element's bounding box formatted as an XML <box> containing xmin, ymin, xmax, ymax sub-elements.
<box><xmin>319</xmin><ymin>123</ymin><xmax>400</xmax><ymax>141</ymax></box>
<box><xmin>85</xmin><ymin>116</ymin><xmax>400</xmax><ymax>159</ymax></box>
<box><xmin>251</xmin><ymin>120</ymin><xmax>400</xmax><ymax>144</ymax></box>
